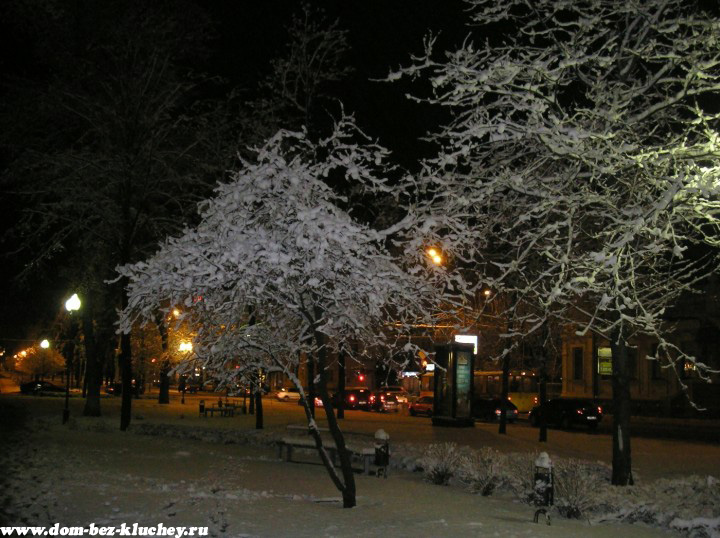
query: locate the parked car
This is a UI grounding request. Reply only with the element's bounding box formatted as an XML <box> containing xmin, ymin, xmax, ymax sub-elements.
<box><xmin>369</xmin><ymin>391</ymin><xmax>399</xmax><ymax>413</ymax></box>
<box><xmin>296</xmin><ymin>395</ymin><xmax>325</xmax><ymax>407</ymax></box>
<box><xmin>409</xmin><ymin>395</ymin><xmax>434</xmax><ymax>417</ymax></box>
<box><xmin>379</xmin><ymin>386</ymin><xmax>410</xmax><ymax>404</ymax></box>
<box><xmin>276</xmin><ymin>387</ymin><xmax>302</xmax><ymax>402</ymax></box>
<box><xmin>104</xmin><ymin>380</ymin><xmax>144</xmax><ymax>396</ymax></box>
<box><xmin>473</xmin><ymin>397</ymin><xmax>519</xmax><ymax>423</ymax></box>
<box><xmin>336</xmin><ymin>387</ymin><xmax>372</xmax><ymax>410</ymax></box>
<box><xmin>529</xmin><ymin>398</ymin><xmax>603</xmax><ymax>430</ymax></box>
<box><xmin>20</xmin><ymin>380</ymin><xmax>64</xmax><ymax>395</ymax></box>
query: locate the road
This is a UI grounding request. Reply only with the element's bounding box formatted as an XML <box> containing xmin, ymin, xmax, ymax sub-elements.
<box><xmin>2</xmin><ymin>387</ymin><xmax>718</xmax><ymax>482</ymax></box>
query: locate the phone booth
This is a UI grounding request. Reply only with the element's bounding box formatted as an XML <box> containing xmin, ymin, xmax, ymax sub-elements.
<box><xmin>431</xmin><ymin>342</ymin><xmax>475</xmax><ymax>427</ymax></box>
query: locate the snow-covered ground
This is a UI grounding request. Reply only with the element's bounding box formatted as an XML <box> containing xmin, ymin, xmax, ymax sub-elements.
<box><xmin>1</xmin><ymin>393</ymin><xmax>718</xmax><ymax>537</ymax></box>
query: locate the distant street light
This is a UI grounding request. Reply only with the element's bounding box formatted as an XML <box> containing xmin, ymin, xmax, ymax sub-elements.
<box><xmin>40</xmin><ymin>339</ymin><xmax>50</xmax><ymax>349</ymax></box>
<box><xmin>65</xmin><ymin>293</ymin><xmax>81</xmax><ymax>312</ymax></box>
<box><xmin>178</xmin><ymin>341</ymin><xmax>193</xmax><ymax>352</ymax></box>
<box><xmin>63</xmin><ymin>293</ymin><xmax>81</xmax><ymax>425</ymax></box>
<box><xmin>426</xmin><ymin>247</ymin><xmax>443</xmax><ymax>266</ymax></box>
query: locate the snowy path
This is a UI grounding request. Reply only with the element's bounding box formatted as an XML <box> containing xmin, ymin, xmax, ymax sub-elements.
<box><xmin>2</xmin><ymin>415</ymin><xmax>676</xmax><ymax>538</ymax></box>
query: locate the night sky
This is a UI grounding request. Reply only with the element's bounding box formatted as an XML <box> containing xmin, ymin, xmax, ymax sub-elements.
<box><xmin>0</xmin><ymin>1</ymin><xmax>470</xmax><ymax>352</ymax></box>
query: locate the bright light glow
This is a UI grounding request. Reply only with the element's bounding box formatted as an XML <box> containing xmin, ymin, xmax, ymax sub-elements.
<box><xmin>178</xmin><ymin>341</ymin><xmax>193</xmax><ymax>352</ymax></box>
<box><xmin>454</xmin><ymin>334</ymin><xmax>478</xmax><ymax>354</ymax></box>
<box><xmin>65</xmin><ymin>293</ymin><xmax>81</xmax><ymax>312</ymax></box>
<box><xmin>40</xmin><ymin>339</ymin><xmax>50</xmax><ymax>349</ymax></box>
<box><xmin>172</xmin><ymin>308</ymin><xmax>181</xmax><ymax>318</ymax></box>
<box><xmin>483</xmin><ymin>289</ymin><xmax>491</xmax><ymax>297</ymax></box>
<box><xmin>425</xmin><ymin>363</ymin><xmax>435</xmax><ymax>371</ymax></box>
<box><xmin>426</xmin><ymin>248</ymin><xmax>443</xmax><ymax>265</ymax></box>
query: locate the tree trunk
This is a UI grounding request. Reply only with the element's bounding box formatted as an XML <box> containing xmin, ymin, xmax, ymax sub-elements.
<box><xmin>307</xmin><ymin>353</ymin><xmax>316</xmax><ymax>419</ymax></box>
<box><xmin>535</xmin><ymin>345</ymin><xmax>549</xmax><ymax>443</ymax></box>
<box><xmin>119</xmin><ymin>330</ymin><xmax>132</xmax><ymax>431</ymax></box>
<box><xmin>249</xmin><ymin>383</ymin><xmax>255</xmax><ymax>414</ymax></box>
<box><xmin>255</xmin><ymin>389</ymin><xmax>263</xmax><ymax>429</ymax></box>
<box><xmin>314</xmin><ymin>330</ymin><xmax>356</xmax><ymax>508</ymax></box>
<box><xmin>498</xmin><ymin>354</ymin><xmax>509</xmax><ymax>434</ymax></box>
<box><xmin>155</xmin><ymin>314</ymin><xmax>170</xmax><ymax>404</ymax></box>
<box><xmin>337</xmin><ymin>347</ymin><xmax>345</xmax><ymax>419</ymax></box>
<box><xmin>82</xmin><ymin>303</ymin><xmax>102</xmax><ymax>417</ymax></box>
<box><xmin>119</xmin><ymin>287</ymin><xmax>133</xmax><ymax>431</ymax></box>
<box><xmin>610</xmin><ymin>326</ymin><xmax>633</xmax><ymax>486</ymax></box>
<box><xmin>532</xmin><ymin>322</ymin><xmax>549</xmax><ymax>443</ymax></box>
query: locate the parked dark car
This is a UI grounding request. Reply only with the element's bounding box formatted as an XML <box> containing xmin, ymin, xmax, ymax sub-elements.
<box><xmin>369</xmin><ymin>391</ymin><xmax>399</xmax><ymax>413</ymax></box>
<box><xmin>529</xmin><ymin>398</ymin><xmax>603</xmax><ymax>430</ymax></box>
<box><xmin>409</xmin><ymin>396</ymin><xmax>434</xmax><ymax>417</ymax></box>
<box><xmin>336</xmin><ymin>388</ymin><xmax>372</xmax><ymax>410</ymax></box>
<box><xmin>105</xmin><ymin>381</ymin><xmax>144</xmax><ymax>395</ymax></box>
<box><xmin>473</xmin><ymin>397</ymin><xmax>519</xmax><ymax>423</ymax></box>
<box><xmin>20</xmin><ymin>380</ymin><xmax>64</xmax><ymax>395</ymax></box>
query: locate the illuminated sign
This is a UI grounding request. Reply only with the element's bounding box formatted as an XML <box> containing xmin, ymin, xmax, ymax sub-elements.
<box><xmin>454</xmin><ymin>334</ymin><xmax>478</xmax><ymax>354</ymax></box>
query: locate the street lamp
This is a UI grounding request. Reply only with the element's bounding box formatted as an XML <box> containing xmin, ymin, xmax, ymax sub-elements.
<box><xmin>40</xmin><ymin>339</ymin><xmax>50</xmax><ymax>349</ymax></box>
<box><xmin>63</xmin><ymin>293</ymin><xmax>81</xmax><ymax>424</ymax></box>
<box><xmin>426</xmin><ymin>247</ymin><xmax>443</xmax><ymax>266</ymax></box>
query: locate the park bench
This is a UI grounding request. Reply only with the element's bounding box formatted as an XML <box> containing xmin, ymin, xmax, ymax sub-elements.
<box><xmin>277</xmin><ymin>427</ymin><xmax>389</xmax><ymax>476</ymax></box>
<box><xmin>199</xmin><ymin>401</ymin><xmax>238</xmax><ymax>417</ymax></box>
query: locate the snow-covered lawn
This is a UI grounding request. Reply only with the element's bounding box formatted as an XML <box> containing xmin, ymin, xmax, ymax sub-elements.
<box><xmin>2</xmin><ymin>395</ymin><xmax>718</xmax><ymax>537</ymax></box>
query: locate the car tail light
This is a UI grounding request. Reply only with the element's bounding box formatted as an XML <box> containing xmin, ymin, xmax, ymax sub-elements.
<box><xmin>349</xmin><ymin>395</ymin><xmax>355</xmax><ymax>402</ymax></box>
<box><xmin>370</xmin><ymin>395</ymin><xmax>375</xmax><ymax>403</ymax></box>
<box><xmin>495</xmin><ymin>409</ymin><xmax>501</xmax><ymax>415</ymax></box>
<box><xmin>513</xmin><ymin>409</ymin><xmax>518</xmax><ymax>414</ymax></box>
<box><xmin>577</xmin><ymin>409</ymin><xmax>584</xmax><ymax>415</ymax></box>
<box><xmin>507</xmin><ymin>396</ymin><xmax>512</xmax><ymax>400</ymax></box>
<box><xmin>597</xmin><ymin>406</ymin><xmax>603</xmax><ymax>414</ymax></box>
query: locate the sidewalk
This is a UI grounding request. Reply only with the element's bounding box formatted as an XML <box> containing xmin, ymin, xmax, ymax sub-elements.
<box><xmin>0</xmin><ymin>397</ymin><xmax>677</xmax><ymax>538</ymax></box>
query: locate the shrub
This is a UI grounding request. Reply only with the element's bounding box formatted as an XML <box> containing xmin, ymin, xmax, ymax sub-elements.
<box><xmin>420</xmin><ymin>442</ymin><xmax>464</xmax><ymax>485</ymax></box>
<box><xmin>458</xmin><ymin>447</ymin><xmax>504</xmax><ymax>496</ymax></box>
<box><xmin>553</xmin><ymin>458</ymin><xmax>610</xmax><ymax>519</ymax></box>
<box><xmin>501</xmin><ymin>452</ymin><xmax>537</xmax><ymax>501</ymax></box>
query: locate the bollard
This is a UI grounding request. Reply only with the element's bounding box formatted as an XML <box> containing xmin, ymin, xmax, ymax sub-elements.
<box><xmin>199</xmin><ymin>399</ymin><xmax>205</xmax><ymax>417</ymax></box>
<box><xmin>533</xmin><ymin>451</ymin><xmax>553</xmax><ymax>525</ymax></box>
<box><xmin>374</xmin><ymin>429</ymin><xmax>390</xmax><ymax>478</ymax></box>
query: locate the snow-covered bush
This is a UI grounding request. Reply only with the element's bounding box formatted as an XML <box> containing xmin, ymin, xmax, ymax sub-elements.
<box><xmin>457</xmin><ymin>446</ymin><xmax>504</xmax><ymax>496</ymax></box>
<box><xmin>500</xmin><ymin>452</ymin><xmax>537</xmax><ymax>501</ymax></box>
<box><xmin>420</xmin><ymin>442</ymin><xmax>464</xmax><ymax>485</ymax></box>
<box><xmin>553</xmin><ymin>458</ymin><xmax>610</xmax><ymax>519</ymax></box>
<box><xmin>594</xmin><ymin>475</ymin><xmax>720</xmax><ymax>537</ymax></box>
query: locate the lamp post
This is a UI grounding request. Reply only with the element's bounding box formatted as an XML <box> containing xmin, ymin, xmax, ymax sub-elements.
<box><xmin>63</xmin><ymin>293</ymin><xmax>81</xmax><ymax>424</ymax></box>
<box><xmin>178</xmin><ymin>341</ymin><xmax>192</xmax><ymax>404</ymax></box>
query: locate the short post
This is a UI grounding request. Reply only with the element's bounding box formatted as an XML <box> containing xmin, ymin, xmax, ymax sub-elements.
<box><xmin>374</xmin><ymin>429</ymin><xmax>390</xmax><ymax>478</ymax></box>
<box><xmin>533</xmin><ymin>451</ymin><xmax>553</xmax><ymax>525</ymax></box>
<box><xmin>199</xmin><ymin>399</ymin><xmax>205</xmax><ymax>417</ymax></box>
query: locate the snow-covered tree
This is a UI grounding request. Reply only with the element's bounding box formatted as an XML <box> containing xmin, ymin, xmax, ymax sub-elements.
<box><xmin>119</xmin><ymin>117</ymin><xmax>437</xmax><ymax>508</ymax></box>
<box><xmin>393</xmin><ymin>0</ymin><xmax>720</xmax><ymax>485</ymax></box>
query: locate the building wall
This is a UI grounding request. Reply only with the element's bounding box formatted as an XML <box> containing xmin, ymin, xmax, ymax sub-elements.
<box><xmin>561</xmin><ymin>331</ymin><xmax>682</xmax><ymax>403</ymax></box>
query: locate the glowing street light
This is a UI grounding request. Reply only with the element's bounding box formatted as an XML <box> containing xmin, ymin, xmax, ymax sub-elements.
<box><xmin>40</xmin><ymin>339</ymin><xmax>50</xmax><ymax>349</ymax></box>
<box><xmin>426</xmin><ymin>248</ymin><xmax>443</xmax><ymax>265</ymax></box>
<box><xmin>65</xmin><ymin>293</ymin><xmax>81</xmax><ymax>312</ymax></box>
<box><xmin>178</xmin><ymin>341</ymin><xmax>193</xmax><ymax>353</ymax></box>
<box><xmin>63</xmin><ymin>292</ymin><xmax>81</xmax><ymax>424</ymax></box>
